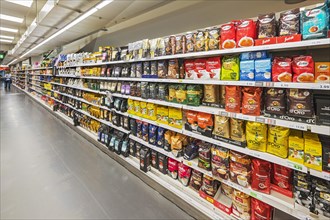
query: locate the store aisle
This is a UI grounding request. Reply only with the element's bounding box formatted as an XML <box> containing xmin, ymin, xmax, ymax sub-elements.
<box><xmin>0</xmin><ymin>84</ymin><xmax>192</xmax><ymax>220</ymax></box>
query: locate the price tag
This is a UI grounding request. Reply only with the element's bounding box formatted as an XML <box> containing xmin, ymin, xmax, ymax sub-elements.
<box><xmin>264</xmin><ymin>82</ymin><xmax>274</xmax><ymax>87</ymax></box>
<box><xmin>318</xmin><ymin>84</ymin><xmax>330</xmax><ymax>90</ymax></box>
<box><xmin>186</xmin><ymin>161</ymin><xmax>193</xmax><ymax>167</ymax></box>
<box><xmin>265</xmin><ymin>118</ymin><xmax>276</xmax><ymax>125</ymax></box>
<box><xmin>289</xmin><ymin>123</ymin><xmax>307</xmax><ymax>131</ymax></box>
<box><xmin>287</xmin><ymin>161</ymin><xmax>303</xmax><ymax>171</ymax></box>
<box><xmin>220</xmin><ymin>111</ymin><xmax>228</xmax><ymax>117</ymax></box>
<box><xmin>321</xmin><ymin>172</ymin><xmax>330</xmax><ymax>181</ymax></box>
<box><xmin>252</xmin><ymin>151</ymin><xmax>261</xmax><ymax>158</ymax></box>
<box><xmin>279</xmin><ymin>82</ymin><xmax>290</xmax><ymax>88</ymax></box>
<box><xmin>246</xmin><ymin>82</ymin><xmax>255</xmax><ymax>86</ymax></box>
<box><xmin>178</xmin><ymin>79</ymin><xmax>183</xmax><ymax>83</ymax></box>
<box><xmin>255</xmin><ymin>82</ymin><xmax>263</xmax><ymax>87</ymax></box>
<box><xmin>242</xmin><ymin>115</ymin><xmax>253</xmax><ymax>121</ymax></box>
<box><xmin>228</xmin><ymin>112</ymin><xmax>236</xmax><ymax>118</ymax></box>
<box><xmin>256</xmin><ymin>117</ymin><xmax>265</xmax><ymax>123</ymax></box>
<box><xmin>250</xmin><ymin>191</ymin><xmax>263</xmax><ymax>200</ymax></box>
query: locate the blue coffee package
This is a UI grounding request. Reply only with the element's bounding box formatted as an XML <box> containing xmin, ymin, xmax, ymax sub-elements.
<box><xmin>148</xmin><ymin>124</ymin><xmax>158</xmax><ymax>145</ymax></box>
<box><xmin>301</xmin><ymin>4</ymin><xmax>329</xmax><ymax>40</ymax></box>
<box><xmin>156</xmin><ymin>127</ymin><xmax>165</xmax><ymax>148</ymax></box>
<box><xmin>240</xmin><ymin>51</ymin><xmax>268</xmax><ymax>60</ymax></box>
<box><xmin>240</xmin><ymin>60</ymin><xmax>255</xmax><ymax>81</ymax></box>
<box><xmin>255</xmin><ymin>58</ymin><xmax>272</xmax><ymax>81</ymax></box>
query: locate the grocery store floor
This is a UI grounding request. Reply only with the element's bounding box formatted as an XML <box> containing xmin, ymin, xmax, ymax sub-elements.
<box><xmin>0</xmin><ymin>83</ymin><xmax>192</xmax><ymax>219</ymax></box>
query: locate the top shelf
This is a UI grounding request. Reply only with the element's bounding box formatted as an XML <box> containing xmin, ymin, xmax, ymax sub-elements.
<box><xmin>57</xmin><ymin>38</ymin><xmax>330</xmax><ymax>68</ymax></box>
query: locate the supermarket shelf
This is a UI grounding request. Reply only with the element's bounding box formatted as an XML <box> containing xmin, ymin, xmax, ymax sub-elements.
<box><xmin>57</xmin><ymin>38</ymin><xmax>330</xmax><ymax>68</ymax></box>
<box><xmin>33</xmin><ymin>81</ymin><xmax>330</xmax><ymax>135</ymax></box>
<box><xmin>182</xmin><ymin>130</ymin><xmax>309</xmax><ymax>173</ymax></box>
<box><xmin>309</xmin><ymin>170</ymin><xmax>330</xmax><ymax>181</ymax></box>
<box><xmin>23</xmin><ymin>86</ymin><xmax>323</xmax><ymax>219</ymax></box>
<box><xmin>33</xmin><ymin>86</ymin><xmax>330</xmax><ymax>180</ymax></box>
<box><xmin>73</xmin><ymin>125</ymin><xmax>234</xmax><ymax>220</ymax></box>
<box><xmin>54</xmin><ymin>75</ymin><xmax>330</xmax><ymax>90</ymax></box>
<box><xmin>28</xmin><ymin>73</ymin><xmax>53</xmax><ymax>76</ymax></box>
<box><xmin>51</xmin><ymin>82</ymin><xmax>106</xmax><ymax>95</ymax></box>
<box><xmin>13</xmin><ymin>84</ymin><xmax>26</xmax><ymax>92</ymax></box>
<box><xmin>128</xmin><ymin>114</ymin><xmax>183</xmax><ymax>133</ymax></box>
<box><xmin>129</xmin><ymin>135</ymin><xmax>304</xmax><ymax>220</ymax></box>
<box><xmin>129</xmin><ymin>135</ymin><xmax>180</xmax><ymax>161</ymax></box>
<box><xmin>29</xmin><ymin>67</ymin><xmax>53</xmax><ymax>71</ymax></box>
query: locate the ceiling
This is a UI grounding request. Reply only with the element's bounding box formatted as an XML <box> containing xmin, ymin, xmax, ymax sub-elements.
<box><xmin>0</xmin><ymin>0</ymin><xmax>325</xmax><ymax>66</ymax></box>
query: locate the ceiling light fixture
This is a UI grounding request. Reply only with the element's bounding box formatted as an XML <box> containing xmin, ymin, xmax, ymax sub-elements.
<box><xmin>0</xmin><ymin>39</ymin><xmax>13</xmax><ymax>43</ymax></box>
<box><xmin>5</xmin><ymin>0</ymin><xmax>33</xmax><ymax>8</ymax></box>
<box><xmin>0</xmin><ymin>35</ymin><xmax>14</xmax><ymax>39</ymax></box>
<box><xmin>0</xmin><ymin>26</ymin><xmax>18</xmax><ymax>33</ymax></box>
<box><xmin>17</xmin><ymin>0</ymin><xmax>113</xmax><ymax>61</ymax></box>
<box><xmin>0</xmin><ymin>14</ymin><xmax>24</xmax><ymax>23</ymax></box>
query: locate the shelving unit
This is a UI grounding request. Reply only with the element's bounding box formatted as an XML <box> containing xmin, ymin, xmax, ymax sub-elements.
<box><xmin>10</xmin><ymin>12</ymin><xmax>330</xmax><ymax>219</ymax></box>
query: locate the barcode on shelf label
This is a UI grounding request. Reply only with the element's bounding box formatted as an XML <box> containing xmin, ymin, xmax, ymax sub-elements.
<box><xmin>250</xmin><ymin>191</ymin><xmax>263</xmax><ymax>200</ymax></box>
<box><xmin>287</xmin><ymin>161</ymin><xmax>303</xmax><ymax>171</ymax></box>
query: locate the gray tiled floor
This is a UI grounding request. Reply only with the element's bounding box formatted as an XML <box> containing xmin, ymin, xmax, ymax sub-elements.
<box><xmin>0</xmin><ymin>83</ymin><xmax>192</xmax><ymax>219</ymax></box>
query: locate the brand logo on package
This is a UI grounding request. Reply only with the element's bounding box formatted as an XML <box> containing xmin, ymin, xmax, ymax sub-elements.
<box><xmin>297</xmin><ymin>61</ymin><xmax>309</xmax><ymax>67</ymax></box>
<box><xmin>260</xmin><ymin>18</ymin><xmax>273</xmax><ymax>23</ymax></box>
<box><xmin>318</xmin><ymin>64</ymin><xmax>329</xmax><ymax>70</ymax></box>
<box><xmin>284</xmin><ymin>36</ymin><xmax>294</xmax><ymax>42</ymax></box>
<box><xmin>240</xmin><ymin>20</ymin><xmax>250</xmax><ymax>27</ymax></box>
<box><xmin>279</xmin><ymin>62</ymin><xmax>290</xmax><ymax>67</ymax></box>
<box><xmin>283</xmin><ymin>14</ymin><xmax>297</xmax><ymax>21</ymax></box>
<box><xmin>306</xmin><ymin>9</ymin><xmax>321</xmax><ymax>17</ymax></box>
<box><xmin>222</xmin><ymin>25</ymin><xmax>231</xmax><ymax>31</ymax></box>
<box><xmin>262</xmin><ymin>39</ymin><xmax>271</xmax><ymax>44</ymax></box>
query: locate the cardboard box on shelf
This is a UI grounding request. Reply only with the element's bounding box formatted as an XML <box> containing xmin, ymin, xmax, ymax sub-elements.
<box><xmin>255</xmin><ymin>37</ymin><xmax>277</xmax><ymax>46</ymax></box>
<box><xmin>199</xmin><ymin>190</ymin><xmax>215</xmax><ymax>204</ymax></box>
<box><xmin>276</xmin><ymin>34</ymin><xmax>302</xmax><ymax>43</ymax></box>
<box><xmin>213</xmin><ymin>188</ymin><xmax>232</xmax><ymax>215</ymax></box>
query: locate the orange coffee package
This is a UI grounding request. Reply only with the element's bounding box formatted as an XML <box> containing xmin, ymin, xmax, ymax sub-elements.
<box><xmin>225</xmin><ymin>86</ymin><xmax>241</xmax><ymax>113</ymax></box>
<box><xmin>242</xmin><ymin>87</ymin><xmax>263</xmax><ymax>116</ymax></box>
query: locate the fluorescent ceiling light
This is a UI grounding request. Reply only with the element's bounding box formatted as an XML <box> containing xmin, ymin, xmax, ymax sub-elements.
<box><xmin>0</xmin><ymin>26</ymin><xmax>18</xmax><ymax>33</ymax></box>
<box><xmin>7</xmin><ymin>58</ymin><xmax>17</xmax><ymax>65</ymax></box>
<box><xmin>0</xmin><ymin>14</ymin><xmax>24</xmax><ymax>23</ymax></box>
<box><xmin>19</xmin><ymin>0</ymin><xmax>113</xmax><ymax>59</ymax></box>
<box><xmin>0</xmin><ymin>35</ymin><xmax>14</xmax><ymax>39</ymax></box>
<box><xmin>5</xmin><ymin>0</ymin><xmax>33</xmax><ymax>7</ymax></box>
<box><xmin>0</xmin><ymin>39</ymin><xmax>13</xmax><ymax>43</ymax></box>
